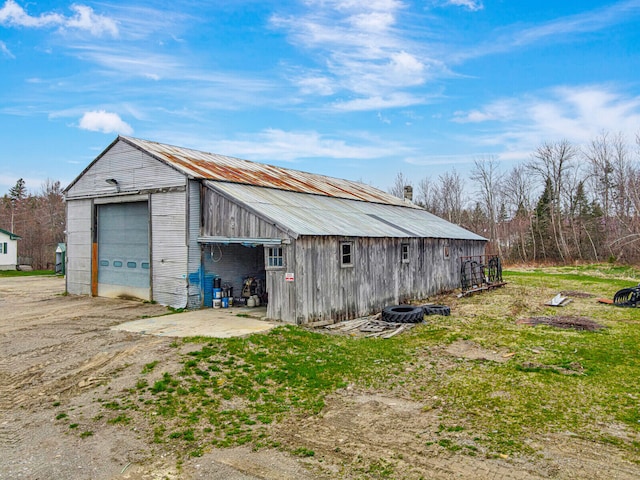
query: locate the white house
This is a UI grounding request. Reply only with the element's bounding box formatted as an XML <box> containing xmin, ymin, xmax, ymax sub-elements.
<box><xmin>0</xmin><ymin>228</ymin><xmax>21</xmax><ymax>271</ymax></box>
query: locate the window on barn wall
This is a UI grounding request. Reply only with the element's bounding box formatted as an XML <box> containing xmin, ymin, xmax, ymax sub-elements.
<box><xmin>401</xmin><ymin>243</ymin><xmax>410</xmax><ymax>263</ymax></box>
<box><xmin>0</xmin><ymin>242</ymin><xmax>5</xmax><ymax>254</ymax></box>
<box><xmin>444</xmin><ymin>244</ymin><xmax>450</xmax><ymax>259</ymax></box>
<box><xmin>340</xmin><ymin>242</ymin><xmax>353</xmax><ymax>268</ymax></box>
<box><xmin>267</xmin><ymin>246</ymin><xmax>284</xmax><ymax>268</ymax></box>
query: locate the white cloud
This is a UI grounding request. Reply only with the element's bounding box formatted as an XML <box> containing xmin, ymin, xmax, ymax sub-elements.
<box><xmin>272</xmin><ymin>0</ymin><xmax>443</xmax><ymax>111</ymax></box>
<box><xmin>453</xmin><ymin>99</ymin><xmax>517</xmax><ymax>123</ymax></box>
<box><xmin>207</xmin><ymin>129</ymin><xmax>410</xmax><ymax>162</ymax></box>
<box><xmin>453</xmin><ymin>85</ymin><xmax>640</xmax><ymax>159</ymax></box>
<box><xmin>78</xmin><ymin>110</ymin><xmax>133</xmax><ymax>135</ymax></box>
<box><xmin>445</xmin><ymin>0</ymin><xmax>484</xmax><ymax>11</ymax></box>
<box><xmin>0</xmin><ymin>0</ymin><xmax>118</xmax><ymax>36</ymax></box>
<box><xmin>333</xmin><ymin>93</ymin><xmax>426</xmax><ymax>111</ymax></box>
<box><xmin>457</xmin><ymin>1</ymin><xmax>640</xmax><ymax>61</ymax></box>
<box><xmin>0</xmin><ymin>40</ymin><xmax>14</xmax><ymax>58</ymax></box>
<box><xmin>295</xmin><ymin>75</ymin><xmax>335</xmax><ymax>96</ymax></box>
<box><xmin>64</xmin><ymin>5</ymin><xmax>118</xmax><ymax>37</ymax></box>
<box><xmin>404</xmin><ymin>154</ymin><xmax>478</xmax><ymax>166</ymax></box>
<box><xmin>0</xmin><ymin>0</ymin><xmax>62</xmax><ymax>27</ymax></box>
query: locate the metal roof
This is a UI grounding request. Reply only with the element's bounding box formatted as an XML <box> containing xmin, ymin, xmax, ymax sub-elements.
<box><xmin>121</xmin><ymin>136</ymin><xmax>412</xmax><ymax>207</ymax></box>
<box><xmin>206</xmin><ymin>181</ymin><xmax>486</xmax><ymax>241</ymax></box>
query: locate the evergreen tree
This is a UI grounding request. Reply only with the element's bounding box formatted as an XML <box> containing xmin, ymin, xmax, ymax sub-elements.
<box><xmin>532</xmin><ymin>177</ymin><xmax>555</xmax><ymax>260</ymax></box>
<box><xmin>9</xmin><ymin>178</ymin><xmax>26</xmax><ymax>201</ymax></box>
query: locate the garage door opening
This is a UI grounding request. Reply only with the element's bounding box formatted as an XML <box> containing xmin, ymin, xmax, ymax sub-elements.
<box><xmin>201</xmin><ymin>243</ymin><xmax>267</xmax><ymax>308</ymax></box>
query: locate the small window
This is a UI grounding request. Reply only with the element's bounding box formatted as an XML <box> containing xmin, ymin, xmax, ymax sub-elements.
<box><xmin>267</xmin><ymin>247</ymin><xmax>283</xmax><ymax>268</ymax></box>
<box><xmin>444</xmin><ymin>245</ymin><xmax>450</xmax><ymax>259</ymax></box>
<box><xmin>99</xmin><ymin>260</ymin><xmax>109</xmax><ymax>267</ymax></box>
<box><xmin>401</xmin><ymin>243</ymin><xmax>410</xmax><ymax>263</ymax></box>
<box><xmin>141</xmin><ymin>262</ymin><xmax>150</xmax><ymax>269</ymax></box>
<box><xmin>113</xmin><ymin>260</ymin><xmax>123</xmax><ymax>268</ymax></box>
<box><xmin>127</xmin><ymin>261</ymin><xmax>137</xmax><ymax>268</ymax></box>
<box><xmin>341</xmin><ymin>242</ymin><xmax>353</xmax><ymax>267</ymax></box>
<box><xmin>0</xmin><ymin>242</ymin><xmax>5</xmax><ymax>254</ymax></box>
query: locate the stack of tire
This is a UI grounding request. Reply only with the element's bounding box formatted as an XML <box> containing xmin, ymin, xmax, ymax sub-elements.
<box><xmin>381</xmin><ymin>304</ymin><xmax>450</xmax><ymax>323</ymax></box>
<box><xmin>423</xmin><ymin>304</ymin><xmax>450</xmax><ymax>316</ymax></box>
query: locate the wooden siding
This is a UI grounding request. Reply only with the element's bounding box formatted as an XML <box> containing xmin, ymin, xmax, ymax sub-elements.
<box><xmin>290</xmin><ymin>236</ymin><xmax>486</xmax><ymax>323</ymax></box>
<box><xmin>151</xmin><ymin>191</ymin><xmax>189</xmax><ymax>308</ymax></box>
<box><xmin>66</xmin><ymin>140</ymin><xmax>186</xmax><ymax>199</ymax></box>
<box><xmin>202</xmin><ymin>187</ymin><xmax>284</xmax><ymax>239</ymax></box>
<box><xmin>65</xmin><ymin>199</ymin><xmax>92</xmax><ymax>295</ymax></box>
<box><xmin>265</xmin><ymin>243</ymin><xmax>297</xmax><ymax>323</ymax></box>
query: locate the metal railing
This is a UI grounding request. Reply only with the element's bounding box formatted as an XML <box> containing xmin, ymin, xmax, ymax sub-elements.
<box><xmin>460</xmin><ymin>254</ymin><xmax>503</xmax><ymax>293</ymax></box>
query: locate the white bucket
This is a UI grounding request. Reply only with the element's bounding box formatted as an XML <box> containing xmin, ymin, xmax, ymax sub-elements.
<box><xmin>213</xmin><ymin>299</ymin><xmax>222</xmax><ymax>309</ymax></box>
<box><xmin>247</xmin><ymin>297</ymin><xmax>256</xmax><ymax>308</ymax></box>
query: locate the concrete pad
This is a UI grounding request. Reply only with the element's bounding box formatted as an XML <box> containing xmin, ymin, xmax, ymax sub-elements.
<box><xmin>111</xmin><ymin>306</ymin><xmax>279</xmax><ymax>338</ymax></box>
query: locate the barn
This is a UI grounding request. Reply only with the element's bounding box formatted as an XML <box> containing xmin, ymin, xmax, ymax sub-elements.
<box><xmin>63</xmin><ymin>136</ymin><xmax>486</xmax><ymax>324</ymax></box>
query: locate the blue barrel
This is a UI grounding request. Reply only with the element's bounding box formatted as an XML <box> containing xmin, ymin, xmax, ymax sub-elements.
<box><xmin>221</xmin><ymin>297</ymin><xmax>229</xmax><ymax>308</ymax></box>
<box><xmin>213</xmin><ymin>288</ymin><xmax>222</xmax><ymax>299</ymax></box>
<box><xmin>203</xmin><ymin>275</ymin><xmax>214</xmax><ymax>307</ymax></box>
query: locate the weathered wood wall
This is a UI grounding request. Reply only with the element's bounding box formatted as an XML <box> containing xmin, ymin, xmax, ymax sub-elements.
<box><xmin>201</xmin><ymin>187</ymin><xmax>283</xmax><ymax>239</ymax></box>
<box><xmin>291</xmin><ymin>236</ymin><xmax>486</xmax><ymax>323</ymax></box>
<box><xmin>201</xmin><ymin>186</ymin><xmax>296</xmax><ymax>320</ymax></box>
<box><xmin>264</xmin><ymin>244</ymin><xmax>298</xmax><ymax>323</ymax></box>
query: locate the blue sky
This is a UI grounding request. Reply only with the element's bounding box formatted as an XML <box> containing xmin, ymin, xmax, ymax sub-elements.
<box><xmin>1</xmin><ymin>0</ymin><xmax>640</xmax><ymax>194</ymax></box>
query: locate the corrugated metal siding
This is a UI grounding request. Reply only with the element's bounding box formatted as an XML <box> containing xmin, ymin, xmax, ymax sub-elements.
<box><xmin>187</xmin><ymin>180</ymin><xmax>202</xmax><ymax>308</ymax></box>
<box><xmin>290</xmin><ymin>236</ymin><xmax>486</xmax><ymax>323</ymax></box>
<box><xmin>121</xmin><ymin>136</ymin><xmax>409</xmax><ymax>206</ymax></box>
<box><xmin>151</xmin><ymin>190</ymin><xmax>188</xmax><ymax>308</ymax></box>
<box><xmin>206</xmin><ymin>182</ymin><xmax>485</xmax><ymax>241</ymax></box>
<box><xmin>65</xmin><ymin>141</ymin><xmax>186</xmax><ymax>198</ymax></box>
<box><xmin>65</xmin><ymin>199</ymin><xmax>92</xmax><ymax>295</ymax></box>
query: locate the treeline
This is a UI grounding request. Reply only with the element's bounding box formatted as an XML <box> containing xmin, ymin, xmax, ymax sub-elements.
<box><xmin>391</xmin><ymin>131</ymin><xmax>640</xmax><ymax>264</ymax></box>
<box><xmin>1</xmin><ymin>178</ymin><xmax>65</xmax><ymax>270</ymax></box>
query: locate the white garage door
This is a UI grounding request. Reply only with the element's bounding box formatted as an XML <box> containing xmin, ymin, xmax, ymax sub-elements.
<box><xmin>97</xmin><ymin>202</ymin><xmax>150</xmax><ymax>300</ymax></box>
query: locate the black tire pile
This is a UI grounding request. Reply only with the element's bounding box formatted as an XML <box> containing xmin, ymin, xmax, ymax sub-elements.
<box><xmin>423</xmin><ymin>304</ymin><xmax>450</xmax><ymax>316</ymax></box>
<box><xmin>381</xmin><ymin>304</ymin><xmax>450</xmax><ymax>323</ymax></box>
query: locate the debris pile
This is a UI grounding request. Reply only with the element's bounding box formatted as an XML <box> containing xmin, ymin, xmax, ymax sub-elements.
<box><xmin>560</xmin><ymin>290</ymin><xmax>594</xmax><ymax>298</ymax></box>
<box><xmin>323</xmin><ymin>316</ymin><xmax>417</xmax><ymax>338</ymax></box>
<box><xmin>517</xmin><ymin>315</ymin><xmax>604</xmax><ymax>331</ymax></box>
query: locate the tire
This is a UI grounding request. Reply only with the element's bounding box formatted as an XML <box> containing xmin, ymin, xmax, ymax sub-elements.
<box><xmin>423</xmin><ymin>305</ymin><xmax>450</xmax><ymax>316</ymax></box>
<box><xmin>381</xmin><ymin>305</ymin><xmax>425</xmax><ymax>323</ymax></box>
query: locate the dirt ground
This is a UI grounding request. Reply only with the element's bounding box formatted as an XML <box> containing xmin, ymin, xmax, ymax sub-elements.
<box><xmin>1</xmin><ymin>276</ymin><xmax>639</xmax><ymax>479</ymax></box>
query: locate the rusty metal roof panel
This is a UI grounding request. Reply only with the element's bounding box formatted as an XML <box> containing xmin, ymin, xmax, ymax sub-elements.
<box><xmin>205</xmin><ymin>181</ymin><xmax>486</xmax><ymax>241</ymax></box>
<box><xmin>121</xmin><ymin>136</ymin><xmax>411</xmax><ymax>207</ymax></box>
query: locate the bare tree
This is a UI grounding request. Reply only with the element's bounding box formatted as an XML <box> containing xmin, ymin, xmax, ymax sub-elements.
<box><xmin>388</xmin><ymin>172</ymin><xmax>413</xmax><ymax>199</ymax></box>
<box><xmin>470</xmin><ymin>156</ymin><xmax>504</xmax><ymax>255</ymax></box>
<box><xmin>526</xmin><ymin>140</ymin><xmax>578</xmax><ymax>261</ymax></box>
<box><xmin>417</xmin><ymin>177</ymin><xmax>440</xmax><ymax>213</ymax></box>
<box><xmin>437</xmin><ymin>169</ymin><xmax>466</xmax><ymax>224</ymax></box>
<box><xmin>0</xmin><ymin>179</ymin><xmax>65</xmax><ymax>269</ymax></box>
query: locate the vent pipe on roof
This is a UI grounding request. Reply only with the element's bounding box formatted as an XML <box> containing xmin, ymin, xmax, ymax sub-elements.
<box><xmin>403</xmin><ymin>185</ymin><xmax>413</xmax><ymax>202</ymax></box>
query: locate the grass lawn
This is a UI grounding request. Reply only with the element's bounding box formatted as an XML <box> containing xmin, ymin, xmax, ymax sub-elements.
<box><xmin>0</xmin><ymin>269</ymin><xmax>55</xmax><ymax>277</ymax></box>
<box><xmin>105</xmin><ymin>264</ymin><xmax>640</xmax><ymax>462</ymax></box>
